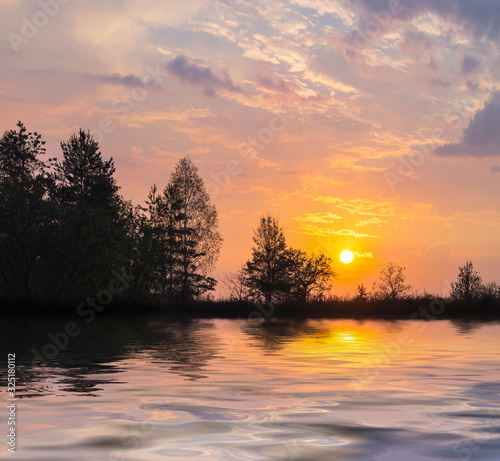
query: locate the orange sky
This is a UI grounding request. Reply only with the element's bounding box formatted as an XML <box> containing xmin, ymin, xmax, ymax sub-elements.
<box><xmin>1</xmin><ymin>0</ymin><xmax>499</xmax><ymax>296</ymax></box>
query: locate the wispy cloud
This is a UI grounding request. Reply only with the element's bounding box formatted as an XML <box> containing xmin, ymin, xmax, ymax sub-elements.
<box><xmin>353</xmin><ymin>0</ymin><xmax>500</xmax><ymax>39</ymax></box>
<box><xmin>354</xmin><ymin>250</ymin><xmax>374</xmax><ymax>258</ymax></box>
<box><xmin>166</xmin><ymin>55</ymin><xmax>244</xmax><ymax>97</ymax></box>
<box><xmin>355</xmin><ymin>218</ymin><xmax>386</xmax><ymax>227</ymax></box>
<box><xmin>313</xmin><ymin>197</ymin><xmax>396</xmax><ymax>217</ymax></box>
<box><xmin>0</xmin><ymin>93</ymin><xmax>22</xmax><ymax>102</ymax></box>
<box><xmin>236</xmin><ymin>186</ymin><xmax>274</xmax><ymax>196</ymax></box>
<box><xmin>300</xmin><ymin>224</ymin><xmax>380</xmax><ymax>238</ymax></box>
<box><xmin>83</xmin><ymin>72</ymin><xmax>146</xmax><ymax>88</ymax></box>
<box><xmin>256</xmin><ymin>74</ymin><xmax>294</xmax><ymax>94</ymax></box>
<box><xmin>293</xmin><ymin>212</ymin><xmax>342</xmax><ymax>223</ymax></box>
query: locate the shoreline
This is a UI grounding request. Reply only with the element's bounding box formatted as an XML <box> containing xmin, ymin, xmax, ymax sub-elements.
<box><xmin>4</xmin><ymin>299</ymin><xmax>500</xmax><ymax>321</ymax></box>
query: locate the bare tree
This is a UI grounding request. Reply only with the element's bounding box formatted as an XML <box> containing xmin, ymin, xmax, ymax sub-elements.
<box><xmin>220</xmin><ymin>268</ymin><xmax>250</xmax><ymax>302</ymax></box>
<box><xmin>371</xmin><ymin>261</ymin><xmax>411</xmax><ymax>300</ymax></box>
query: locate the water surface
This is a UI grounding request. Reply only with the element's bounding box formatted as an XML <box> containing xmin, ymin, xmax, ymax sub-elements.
<box><xmin>2</xmin><ymin>318</ymin><xmax>500</xmax><ymax>460</ymax></box>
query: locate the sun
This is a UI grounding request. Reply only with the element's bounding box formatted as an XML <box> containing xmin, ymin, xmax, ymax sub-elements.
<box><xmin>340</xmin><ymin>250</ymin><xmax>354</xmax><ymax>264</ymax></box>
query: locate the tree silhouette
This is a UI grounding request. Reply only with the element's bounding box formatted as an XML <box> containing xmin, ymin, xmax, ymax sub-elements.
<box><xmin>482</xmin><ymin>282</ymin><xmax>500</xmax><ymax>301</ymax></box>
<box><xmin>245</xmin><ymin>214</ymin><xmax>293</xmax><ymax>303</ymax></box>
<box><xmin>4</xmin><ymin>122</ymin><xmax>499</xmax><ymax>315</ymax></box>
<box><xmin>47</xmin><ymin>130</ymin><xmax>129</xmax><ymax>302</ymax></box>
<box><xmin>0</xmin><ymin>122</ymin><xmax>50</xmax><ymax>301</ymax></box>
<box><xmin>128</xmin><ymin>184</ymin><xmax>180</xmax><ymax>302</ymax></box>
<box><xmin>355</xmin><ymin>283</ymin><xmax>368</xmax><ymax>301</ymax></box>
<box><xmin>53</xmin><ymin>129</ymin><xmax>120</xmax><ymax>214</ymax></box>
<box><xmin>0</xmin><ymin>121</ymin><xmax>46</xmax><ymax>192</ymax></box>
<box><xmin>450</xmin><ymin>261</ymin><xmax>483</xmax><ymax>302</ymax></box>
<box><xmin>147</xmin><ymin>157</ymin><xmax>222</xmax><ymax>301</ymax></box>
<box><xmin>287</xmin><ymin>249</ymin><xmax>336</xmax><ymax>302</ymax></box>
<box><xmin>372</xmin><ymin>261</ymin><xmax>411</xmax><ymax>300</ymax></box>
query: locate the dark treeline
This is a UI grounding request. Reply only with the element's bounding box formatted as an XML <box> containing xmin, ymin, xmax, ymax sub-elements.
<box><xmin>0</xmin><ymin>122</ymin><xmax>221</xmax><ymax>308</ymax></box>
<box><xmin>220</xmin><ymin>219</ymin><xmax>500</xmax><ymax>318</ymax></box>
<box><xmin>1</xmin><ymin>122</ymin><xmax>499</xmax><ymax>317</ymax></box>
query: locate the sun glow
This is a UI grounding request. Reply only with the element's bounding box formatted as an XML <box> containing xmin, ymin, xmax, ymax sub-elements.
<box><xmin>340</xmin><ymin>250</ymin><xmax>354</xmax><ymax>264</ymax></box>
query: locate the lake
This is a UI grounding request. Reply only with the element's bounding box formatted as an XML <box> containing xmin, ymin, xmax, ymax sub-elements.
<box><xmin>2</xmin><ymin>317</ymin><xmax>500</xmax><ymax>460</ymax></box>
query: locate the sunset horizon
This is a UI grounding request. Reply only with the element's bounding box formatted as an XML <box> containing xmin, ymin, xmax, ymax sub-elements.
<box><xmin>2</xmin><ymin>0</ymin><xmax>499</xmax><ymax>298</ymax></box>
<box><xmin>2</xmin><ymin>1</ymin><xmax>500</xmax><ymax>460</ymax></box>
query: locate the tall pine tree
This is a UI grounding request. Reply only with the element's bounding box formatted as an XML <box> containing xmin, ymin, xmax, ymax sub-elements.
<box><xmin>0</xmin><ymin>122</ymin><xmax>51</xmax><ymax>302</ymax></box>
<box><xmin>49</xmin><ymin>130</ymin><xmax>128</xmax><ymax>301</ymax></box>
<box><xmin>152</xmin><ymin>157</ymin><xmax>222</xmax><ymax>301</ymax></box>
<box><xmin>245</xmin><ymin>214</ymin><xmax>292</xmax><ymax>303</ymax></box>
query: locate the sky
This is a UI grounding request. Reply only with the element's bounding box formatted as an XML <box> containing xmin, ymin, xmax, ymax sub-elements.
<box><xmin>1</xmin><ymin>0</ymin><xmax>499</xmax><ymax>296</ymax></box>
